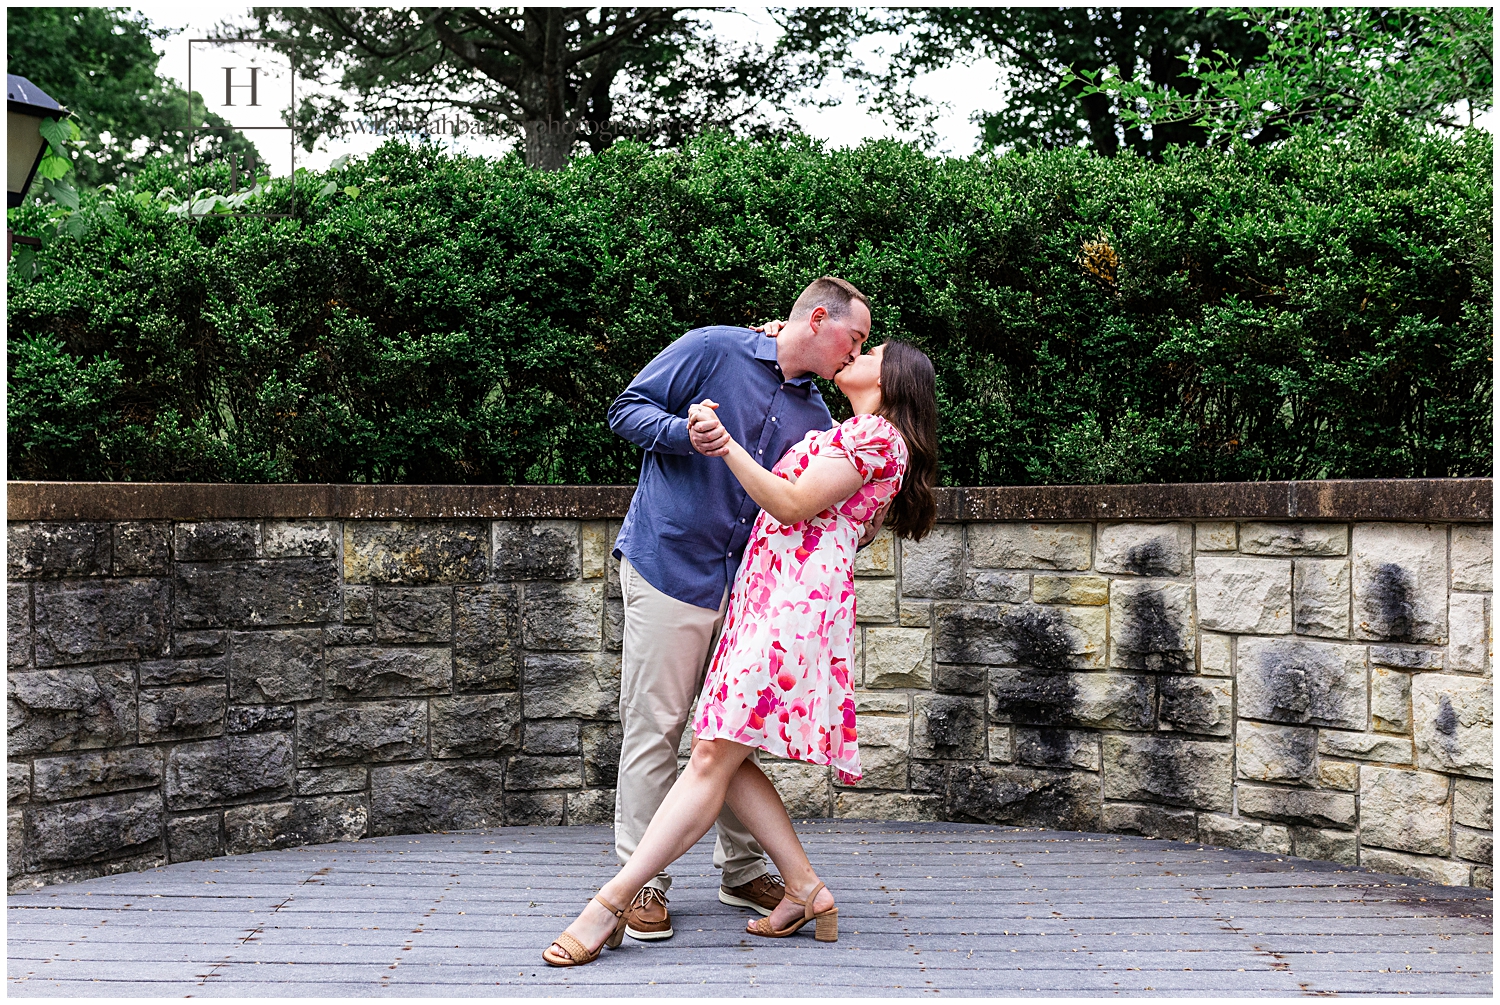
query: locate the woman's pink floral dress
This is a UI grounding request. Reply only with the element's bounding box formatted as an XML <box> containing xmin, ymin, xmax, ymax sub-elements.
<box><xmin>693</xmin><ymin>413</ymin><xmax>908</xmax><ymax>784</ymax></box>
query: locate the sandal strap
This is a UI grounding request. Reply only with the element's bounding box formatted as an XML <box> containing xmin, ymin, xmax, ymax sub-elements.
<box><xmin>802</xmin><ymin>881</ymin><xmax>824</xmax><ymax>921</ymax></box>
<box><xmin>593</xmin><ymin>892</ymin><xmax>625</xmax><ymax>918</ymax></box>
<box><xmin>552</xmin><ymin>931</ymin><xmax>592</xmax><ymax>963</ymax></box>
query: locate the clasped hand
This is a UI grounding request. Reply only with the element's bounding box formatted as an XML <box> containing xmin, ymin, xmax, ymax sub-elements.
<box><xmin>688</xmin><ymin>399</ymin><xmax>731</xmax><ymax>457</ymax></box>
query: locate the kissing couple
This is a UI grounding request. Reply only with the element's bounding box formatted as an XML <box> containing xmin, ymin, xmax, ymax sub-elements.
<box><xmin>544</xmin><ymin>277</ymin><xmax>939</xmax><ymax>966</ymax></box>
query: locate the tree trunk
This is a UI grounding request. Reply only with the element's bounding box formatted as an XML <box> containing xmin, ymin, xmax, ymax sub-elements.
<box><xmin>522</xmin><ymin>118</ymin><xmax>576</xmax><ymax>170</ymax></box>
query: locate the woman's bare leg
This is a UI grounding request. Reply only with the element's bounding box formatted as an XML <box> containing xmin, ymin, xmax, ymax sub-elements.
<box><xmin>722</xmin><ymin>759</ymin><xmax>836</xmax><ymax>928</ymax></box>
<box><xmin>549</xmin><ymin>738</ymin><xmax>752</xmax><ymax>958</ymax></box>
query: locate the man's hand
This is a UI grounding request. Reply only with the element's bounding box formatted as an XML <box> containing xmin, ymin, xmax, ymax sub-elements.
<box><xmin>857</xmin><ymin>501</ymin><xmax>890</xmax><ymax>548</ymax></box>
<box><xmin>751</xmin><ymin>319</ymin><xmax>786</xmax><ymax>337</ymax></box>
<box><xmin>688</xmin><ymin>399</ymin><xmax>731</xmax><ymax>457</ymax></box>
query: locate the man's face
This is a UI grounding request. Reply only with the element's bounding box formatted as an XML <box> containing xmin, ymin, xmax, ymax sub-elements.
<box><xmin>808</xmin><ymin>302</ymin><xmax>871</xmax><ymax>379</ymax></box>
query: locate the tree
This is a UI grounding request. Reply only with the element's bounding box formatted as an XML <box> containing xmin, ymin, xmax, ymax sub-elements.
<box><xmin>1072</xmin><ymin>7</ymin><xmax>1494</xmax><ymax>148</ymax></box>
<box><xmin>6</xmin><ymin>7</ymin><xmax>260</xmax><ymax>188</ymax></box>
<box><xmin>244</xmin><ymin>7</ymin><xmax>812</xmax><ymax>169</ymax></box>
<box><xmin>775</xmin><ymin>7</ymin><xmax>1268</xmax><ymax>156</ymax></box>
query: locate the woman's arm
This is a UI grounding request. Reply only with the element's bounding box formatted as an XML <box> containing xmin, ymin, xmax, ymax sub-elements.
<box><xmin>692</xmin><ymin>400</ymin><xmax>863</xmax><ymax>526</ymax></box>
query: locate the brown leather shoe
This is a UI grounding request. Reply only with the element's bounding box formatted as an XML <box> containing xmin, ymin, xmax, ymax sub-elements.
<box><xmin>624</xmin><ymin>886</ymin><xmax>673</xmax><ymax>940</ymax></box>
<box><xmin>719</xmin><ymin>873</ymin><xmax>786</xmax><ymax>917</ymax></box>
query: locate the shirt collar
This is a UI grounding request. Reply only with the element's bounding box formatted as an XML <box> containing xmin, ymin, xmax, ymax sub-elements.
<box><xmin>753</xmin><ymin>333</ymin><xmax>817</xmax><ymax>388</ymax></box>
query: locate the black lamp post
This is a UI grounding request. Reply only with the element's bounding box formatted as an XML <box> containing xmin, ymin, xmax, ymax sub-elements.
<box><xmin>8</xmin><ymin>73</ymin><xmax>68</xmax><ymax>258</ymax></box>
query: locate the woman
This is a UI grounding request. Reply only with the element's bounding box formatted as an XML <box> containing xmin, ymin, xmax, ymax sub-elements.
<box><xmin>543</xmin><ymin>340</ymin><xmax>938</xmax><ymax>967</ymax></box>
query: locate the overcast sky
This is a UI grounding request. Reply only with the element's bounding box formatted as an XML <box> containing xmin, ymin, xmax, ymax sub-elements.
<box><xmin>131</xmin><ymin>2</ymin><xmax>1009</xmax><ymax>171</ymax></box>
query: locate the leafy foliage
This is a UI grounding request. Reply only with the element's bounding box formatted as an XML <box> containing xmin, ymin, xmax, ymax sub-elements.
<box><xmin>6</xmin><ymin>125</ymin><xmax>1491</xmax><ymax>485</ymax></box>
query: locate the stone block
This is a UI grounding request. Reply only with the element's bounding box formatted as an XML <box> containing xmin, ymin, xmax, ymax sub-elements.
<box><xmin>173</xmin><ymin>559</ymin><xmax>339</xmax><ymax>629</ymax></box>
<box><xmin>831</xmin><ymin>792</ymin><xmax>942</xmax><ymax>822</ymax></box>
<box><xmin>855</xmin><ymin>691</ymin><xmax>909</xmax><ymax>715</ymax></box>
<box><xmin>1412</xmin><ymin>674</ymin><xmax>1491</xmax><ymax>777</ymax></box>
<box><xmin>962</xmin><ymin>570</ymin><xmax>1031</xmax><ymax>603</ymax></box>
<box><xmin>224</xmin><ymin>795</ymin><xmax>368</xmax><ymax>854</ymax></box>
<box><xmin>1453</xmin><ymin>778</ymin><xmax>1492</xmax><ymax>829</ymax></box>
<box><xmin>1096</xmin><ymin>523</ymin><xmax>1192</xmax><ymax>577</ymax></box>
<box><xmin>1195</xmin><ymin>522</ymin><xmax>1237</xmax><ymax>552</ymax></box>
<box><xmin>523</xmin><ymin>581</ymin><xmax>602</xmax><ymax>651</ymax></box>
<box><xmin>989</xmin><ymin>669</ymin><xmax>1155</xmax><ymax>731</ymax></box>
<box><xmin>9</xmin><ymin>762</ymin><xmax>30</xmax><ymax>804</ymax></box>
<box><xmin>262</xmin><ymin>521</ymin><xmax>339</xmax><ymax>559</ymax></box>
<box><xmin>1455</xmin><ymin>825</ymin><xmax>1492</xmax><ymax>865</ymax></box>
<box><xmin>944</xmin><ymin>764</ymin><xmax>1099</xmax><ymax>829</ymax></box>
<box><xmin>1371</xmin><ymin>667</ymin><xmax>1411</xmax><ymax>733</ymax></box>
<box><xmin>139</xmin><ymin>657</ymin><xmax>226</xmax><ymax>687</ymax></box>
<box><xmin>762</xmin><ymin>760</ymin><xmax>832</xmax><ymax>816</ymax></box>
<box><xmin>855</xmin><ymin>578</ymin><xmax>898</xmax><ymax>623</ymax></box>
<box><xmin>296</xmin><ymin>766</ymin><xmax>367</xmax><ymax>796</ymax></box>
<box><xmin>987</xmin><ymin>725</ymin><xmax>1013</xmax><ymax>763</ymax></box>
<box><xmin>296</xmin><ymin>700</ymin><xmax>427</xmax><ymax>767</ymax></box>
<box><xmin>325</xmin><ymin>626</ymin><xmax>375</xmax><ymax>646</ymax></box>
<box><xmin>1360</xmin><ymin>848</ymin><xmax>1472</xmax><ymax>886</ymax></box>
<box><xmin>453</xmin><ymin>585</ymin><xmax>521</xmax><ymax>691</ymax></box>
<box><xmin>326</xmin><ymin>646</ymin><xmax>451</xmax><ymax>699</ymax></box>
<box><xmin>7</xmin><ymin>808</ymin><xmax>20</xmax><ymax>878</ymax></box>
<box><xmin>174</xmin><ymin>522</ymin><xmax>258</xmax><ymax>561</ymax></box>
<box><xmin>933</xmin><ymin>663</ymin><xmax>987</xmax><ymax>695</ymax></box>
<box><xmin>899</xmin><ymin>525</ymin><xmax>963</xmax><ymax>598</ymax></box>
<box><xmin>1448</xmin><ymin>593</ymin><xmax>1491</xmax><ymax>675</ymax></box>
<box><xmin>432</xmin><ymin>695</ymin><xmax>523</xmax><ymax>758</ymax></box>
<box><xmin>34</xmin><ymin>579</ymin><xmax>169</xmax><ymax>666</ymax></box>
<box><xmin>1235</xmin><ymin>784</ymin><xmax>1355</xmax><ymax>828</ymax></box>
<box><xmin>493</xmin><ymin>520</ymin><xmax>581</xmax><ymax>580</ymax></box>
<box><xmin>32</xmin><ymin>747</ymin><xmax>162</xmax><ymax>802</ymax></box>
<box><xmin>1102</xmin><ymin>734</ymin><xmax>1232</xmax><ymax>811</ymax></box>
<box><xmin>226</xmin><ymin>705</ymin><xmax>295</xmax><ymax>735</ymax></box>
<box><xmin>581</xmin><ymin>521</ymin><xmax>609</xmax><ymax>580</ymax></box>
<box><xmin>934</xmin><ymin>602</ymin><xmax>1105</xmax><ymax>669</ymax></box>
<box><xmin>604</xmin><ymin>598</ymin><xmax>624</xmax><ymax>651</ymax></box>
<box><xmin>1197</xmin><ymin>813</ymin><xmax>1293</xmax><ymax>855</ymax></box>
<box><xmin>1316</xmin><ymin>730</ymin><xmax>1412</xmax><ymax>763</ymax></box>
<box><xmin>167</xmin><ymin>813</ymin><xmax>223</xmax><ymax>863</ymax></box>
<box><xmin>8</xmin><ymin>585</ymin><xmax>31</xmax><ymax>669</ymax></box>
<box><xmin>164</xmin><ymin>733</ymin><xmax>294</xmax><ymax>811</ymax></box>
<box><xmin>853</xmin><ymin>526</ymin><xmax>894</xmax><ymax>575</ymax></box>
<box><xmin>1235</xmin><ymin>722</ymin><xmax>1316</xmax><ymax>784</ymax></box>
<box><xmin>899</xmin><ymin>603</ymin><xmax>931</xmax><ymax>627</ymax></box>
<box><xmin>7</xmin><ymin>664</ymin><xmax>137</xmax><ymax>755</ymax></box>
<box><xmin>1102</xmin><ymin>802</ymin><xmax>1198</xmax><ymax>842</ymax></box>
<box><xmin>343</xmin><ymin>586</ymin><xmax>375</xmax><ymax>625</ymax></box>
<box><xmin>344</xmin><ymin>521</ymin><xmax>488</xmax><ymax>585</ymax></box>
<box><xmin>1451</xmin><ymin>525</ymin><xmax>1492</xmax><ymax>593</ymax></box>
<box><xmin>229</xmin><ymin>629</ymin><xmax>322</xmax><ymax>704</ymax></box>
<box><xmin>113</xmin><ymin>523</ymin><xmax>169</xmax><ymax>575</ymax></box>
<box><xmin>1196</xmin><ymin>557</ymin><xmax>1291</xmax><ymax>634</ymax></box>
<box><xmin>909</xmin><ymin>762</ymin><xmax>947</xmax><ymax>794</ymax></box>
<box><xmin>1237</xmin><ymin>637</ymin><xmax>1367</xmax><ymax>730</ymax></box>
<box><xmin>1476</xmin><ymin>866</ymin><xmax>1494</xmax><ymax>889</ymax></box>
<box><xmin>1159</xmin><ymin>677</ymin><xmax>1232</xmax><ymax>736</ymax></box>
<box><xmin>566</xmin><ymin>788</ymin><xmax>616</xmax><ymax>825</ymax></box>
<box><xmin>1352</xmin><ymin>523</ymin><xmax>1447</xmax><ymax>643</ymax></box>
<box><xmin>504</xmin><ymin>792</ymin><xmax>566</xmax><ymax>826</ymax></box>
<box><xmin>1294</xmin><ymin>559</ymin><xmax>1351</xmax><ymax>638</ymax></box>
<box><xmin>850</xmin><ymin>715</ymin><xmax>909</xmax><ymax>789</ymax></box>
<box><xmin>1109</xmin><ymin>580</ymin><xmax>1194</xmax><ymax>672</ymax></box>
<box><xmin>524</xmin><ymin>719</ymin><xmax>581</xmax><ymax>755</ymax></box>
<box><xmin>370</xmin><ymin>760</ymin><xmax>505</xmax><ymax>835</ymax></box>
<box><xmin>1240</xmin><ymin>523</ymin><xmax>1347</xmax><ymax>556</ymax></box>
<box><xmin>1290</xmin><ymin>826</ymin><xmax>1357</xmax><ymax>864</ymax></box>
<box><xmin>506</xmin><ymin>755</ymin><xmax>583</xmax><ymax>790</ymax></box>
<box><xmin>8</xmin><ymin>522</ymin><xmax>111</xmax><ymax>579</ymax></box>
<box><xmin>375</xmin><ymin>588</ymin><xmax>453</xmax><ymax>643</ymax></box>
<box><xmin>1316</xmin><ymin>760</ymin><xmax>1359</xmax><ymax>791</ymax></box>
<box><xmin>582</xmin><ymin>722</ymin><xmax>622</xmax><ymax>787</ymax></box>
<box><xmin>970</xmin><ymin>523</ymin><xmax>1092</xmax><ymax>571</ymax></box>
<box><xmin>522</xmin><ymin>653</ymin><xmax>620</xmax><ymax>719</ymax></box>
<box><xmin>1015</xmin><ymin>727</ymin><xmax>1099</xmax><ymax>771</ymax></box>
<box><xmin>1199</xmin><ymin>633</ymin><xmax>1232</xmax><ymax>677</ymax></box>
<box><xmin>171</xmin><ymin>630</ymin><xmax>228</xmax><ymax>659</ymax></box>
<box><xmin>1370</xmin><ymin>645</ymin><xmax>1443</xmax><ymax>670</ymax></box>
<box><xmin>863</xmin><ymin>627</ymin><xmax>931</xmax><ymax>688</ymax></box>
<box><xmin>1032</xmin><ymin>575</ymin><xmax>1108</xmax><ymax>606</ymax></box>
<box><xmin>25</xmin><ymin>790</ymin><xmax>163</xmax><ymax>870</ymax></box>
<box><xmin>138</xmin><ymin>684</ymin><xmax>226</xmax><ymax>742</ymax></box>
<box><xmin>912</xmin><ymin>694</ymin><xmax>984</xmax><ymax>759</ymax></box>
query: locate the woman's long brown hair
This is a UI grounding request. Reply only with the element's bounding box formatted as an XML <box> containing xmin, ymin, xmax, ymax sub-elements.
<box><xmin>876</xmin><ymin>340</ymin><xmax>938</xmax><ymax>541</ymax></box>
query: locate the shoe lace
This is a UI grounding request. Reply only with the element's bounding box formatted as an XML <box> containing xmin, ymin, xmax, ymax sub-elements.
<box><xmin>760</xmin><ymin>874</ymin><xmax>785</xmax><ymax>894</ymax></box>
<box><xmin>634</xmin><ymin>887</ymin><xmax>668</xmax><ymax>909</ymax></box>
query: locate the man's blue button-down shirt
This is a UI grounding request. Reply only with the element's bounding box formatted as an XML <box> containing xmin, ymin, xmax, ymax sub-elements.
<box><xmin>609</xmin><ymin>326</ymin><xmax>835</xmax><ymax>610</ymax></box>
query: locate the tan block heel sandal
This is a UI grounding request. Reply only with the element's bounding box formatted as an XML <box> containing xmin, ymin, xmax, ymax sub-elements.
<box><xmin>745</xmin><ymin>880</ymin><xmax>838</xmax><ymax>942</ymax></box>
<box><xmin>542</xmin><ymin>893</ymin><xmax>626</xmax><ymax>966</ymax></box>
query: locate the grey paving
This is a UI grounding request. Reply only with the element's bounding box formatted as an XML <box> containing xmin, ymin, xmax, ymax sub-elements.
<box><xmin>7</xmin><ymin>820</ymin><xmax>1493</xmax><ymax>997</ymax></box>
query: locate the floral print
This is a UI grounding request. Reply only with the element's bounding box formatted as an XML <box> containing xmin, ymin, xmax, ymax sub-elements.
<box><xmin>693</xmin><ymin>413</ymin><xmax>908</xmax><ymax>784</ymax></box>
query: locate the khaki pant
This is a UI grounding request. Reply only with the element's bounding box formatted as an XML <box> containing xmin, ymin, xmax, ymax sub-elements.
<box><xmin>615</xmin><ymin>557</ymin><xmax>768</xmax><ymax>892</ymax></box>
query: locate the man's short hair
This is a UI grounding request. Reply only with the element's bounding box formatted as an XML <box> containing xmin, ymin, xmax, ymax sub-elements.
<box><xmin>789</xmin><ymin>276</ymin><xmax>870</xmax><ymax>322</ymax></box>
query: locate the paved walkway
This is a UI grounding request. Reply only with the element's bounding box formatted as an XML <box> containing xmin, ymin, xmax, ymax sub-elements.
<box><xmin>7</xmin><ymin>821</ymin><xmax>1493</xmax><ymax>997</ymax></box>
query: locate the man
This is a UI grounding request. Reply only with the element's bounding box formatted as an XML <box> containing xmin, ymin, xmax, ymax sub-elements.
<box><xmin>606</xmin><ymin>276</ymin><xmax>872</xmax><ymax>941</ymax></box>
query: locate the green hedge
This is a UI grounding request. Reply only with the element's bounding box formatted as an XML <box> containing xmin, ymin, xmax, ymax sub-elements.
<box><xmin>6</xmin><ymin>124</ymin><xmax>1491</xmax><ymax>485</ymax></box>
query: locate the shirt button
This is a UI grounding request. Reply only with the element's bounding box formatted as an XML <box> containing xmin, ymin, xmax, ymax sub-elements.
<box><xmin>740</xmin><ymin>518</ymin><xmax>746</xmax><ymax>523</ymax></box>
<box><xmin>771</xmin><ymin>416</ymin><xmax>777</xmax><ymax>422</ymax></box>
<box><xmin>757</xmin><ymin>449</ymin><xmax>763</xmax><ymax>455</ymax></box>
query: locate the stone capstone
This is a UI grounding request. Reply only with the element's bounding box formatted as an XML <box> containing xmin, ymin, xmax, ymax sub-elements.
<box><xmin>370</xmin><ymin>760</ymin><xmax>505</xmax><ymax>835</ymax></box>
<box><xmin>1352</xmin><ymin>523</ymin><xmax>1447</xmax><ymax>643</ymax></box>
<box><xmin>1412</xmin><ymin>674</ymin><xmax>1492</xmax><ymax>778</ymax></box>
<box><xmin>164</xmin><ymin>733</ymin><xmax>294</xmax><ymax>811</ymax></box>
<box><xmin>1236</xmin><ymin>637</ymin><xmax>1367</xmax><ymax>730</ymax></box>
<box><xmin>1101</xmin><ymin>734</ymin><xmax>1231</xmax><ymax>811</ymax></box>
<box><xmin>33</xmin><ymin>579</ymin><xmax>169</xmax><ymax>666</ymax></box>
<box><xmin>1095</xmin><ymin>523</ymin><xmax>1191</xmax><ymax>577</ymax></box>
<box><xmin>230</xmin><ymin>629</ymin><xmax>322</xmax><ymax>703</ymax></box>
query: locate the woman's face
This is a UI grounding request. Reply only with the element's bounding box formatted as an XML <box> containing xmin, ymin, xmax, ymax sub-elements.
<box><xmin>833</xmin><ymin>341</ymin><xmax>885</xmax><ymax>403</ymax></box>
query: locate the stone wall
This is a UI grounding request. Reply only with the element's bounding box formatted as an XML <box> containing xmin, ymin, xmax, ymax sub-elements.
<box><xmin>6</xmin><ymin>481</ymin><xmax>1492</xmax><ymax>891</ymax></box>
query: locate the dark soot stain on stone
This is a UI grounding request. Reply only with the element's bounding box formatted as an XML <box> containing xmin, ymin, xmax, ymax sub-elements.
<box><xmin>1004</xmin><ymin>606</ymin><xmax>1074</xmax><ymax>669</ymax></box>
<box><xmin>991</xmin><ymin>670</ymin><xmax>1080</xmax><ymax>728</ymax></box>
<box><xmin>926</xmin><ymin>697</ymin><xmax>981</xmax><ymax>749</ymax></box>
<box><xmin>1265</xmin><ymin>661</ymin><xmax>1312</xmax><ymax>722</ymax></box>
<box><xmin>1120</xmin><ymin>588</ymin><xmax>1190</xmax><ymax>671</ymax></box>
<box><xmin>1124</xmin><ymin>539</ymin><xmax>1171</xmax><ymax>577</ymax></box>
<box><xmin>1371</xmin><ymin>562</ymin><xmax>1415</xmax><ymax>641</ymax></box>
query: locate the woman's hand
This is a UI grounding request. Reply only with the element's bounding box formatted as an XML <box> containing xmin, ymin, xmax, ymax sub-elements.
<box><xmin>751</xmin><ymin>319</ymin><xmax>786</xmax><ymax>337</ymax></box>
<box><xmin>688</xmin><ymin>399</ymin><xmax>731</xmax><ymax>457</ymax></box>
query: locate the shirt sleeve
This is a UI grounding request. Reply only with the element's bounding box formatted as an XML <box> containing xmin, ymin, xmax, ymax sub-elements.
<box><xmin>607</xmin><ymin>330</ymin><xmax>712</xmax><ymax>455</ymax></box>
<box><xmin>821</xmin><ymin>415</ymin><xmax>906</xmax><ymax>485</ymax></box>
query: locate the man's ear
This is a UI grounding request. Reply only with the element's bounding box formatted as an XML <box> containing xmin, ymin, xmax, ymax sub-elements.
<box><xmin>807</xmin><ymin>306</ymin><xmax>827</xmax><ymax>334</ymax></box>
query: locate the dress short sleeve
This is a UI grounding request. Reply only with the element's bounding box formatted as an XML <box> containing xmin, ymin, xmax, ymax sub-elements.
<box><xmin>817</xmin><ymin>414</ymin><xmax>908</xmax><ymax>524</ymax></box>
